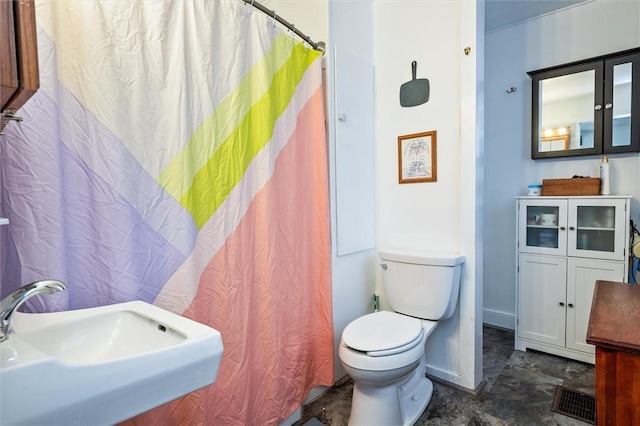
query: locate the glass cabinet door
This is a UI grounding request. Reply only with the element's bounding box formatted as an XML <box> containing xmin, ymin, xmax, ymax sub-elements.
<box><xmin>518</xmin><ymin>200</ymin><xmax>567</xmax><ymax>256</ymax></box>
<box><xmin>567</xmin><ymin>199</ymin><xmax>627</xmax><ymax>260</ymax></box>
<box><xmin>604</xmin><ymin>52</ymin><xmax>640</xmax><ymax>154</ymax></box>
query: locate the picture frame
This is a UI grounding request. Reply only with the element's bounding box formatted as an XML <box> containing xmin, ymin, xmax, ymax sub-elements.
<box><xmin>397</xmin><ymin>130</ymin><xmax>437</xmax><ymax>184</ymax></box>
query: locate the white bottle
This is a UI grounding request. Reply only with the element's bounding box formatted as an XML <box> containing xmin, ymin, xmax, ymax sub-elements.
<box><xmin>600</xmin><ymin>156</ymin><xmax>610</xmax><ymax>195</ymax></box>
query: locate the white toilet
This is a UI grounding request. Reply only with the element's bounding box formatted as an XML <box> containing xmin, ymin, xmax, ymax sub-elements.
<box><xmin>338</xmin><ymin>249</ymin><xmax>465</xmax><ymax>426</ymax></box>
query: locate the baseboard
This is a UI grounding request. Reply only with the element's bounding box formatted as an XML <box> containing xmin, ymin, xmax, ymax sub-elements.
<box><xmin>304</xmin><ymin>385</ymin><xmax>332</xmax><ymax>405</ymax></box>
<box><xmin>279</xmin><ymin>383</ymin><xmax>336</xmax><ymax>426</ymax></box>
<box><xmin>279</xmin><ymin>406</ymin><xmax>301</xmax><ymax>426</ymax></box>
<box><xmin>428</xmin><ymin>374</ymin><xmax>487</xmax><ymax>396</ymax></box>
<box><xmin>483</xmin><ymin>308</ymin><xmax>515</xmax><ymax>330</ymax></box>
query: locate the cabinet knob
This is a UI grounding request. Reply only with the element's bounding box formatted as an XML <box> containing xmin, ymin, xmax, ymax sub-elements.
<box><xmin>559</xmin><ymin>302</ymin><xmax>565</xmax><ymax>307</ymax></box>
<box><xmin>594</xmin><ymin>104</ymin><xmax>602</xmax><ymax>111</ymax></box>
<box><xmin>560</xmin><ymin>226</ymin><xmax>566</xmax><ymax>231</ymax></box>
<box><xmin>569</xmin><ymin>226</ymin><xmax>575</xmax><ymax>231</ymax></box>
<box><xmin>568</xmin><ymin>303</ymin><xmax>574</xmax><ymax>308</ymax></box>
<box><xmin>605</xmin><ymin>103</ymin><xmax>613</xmax><ymax>110</ymax></box>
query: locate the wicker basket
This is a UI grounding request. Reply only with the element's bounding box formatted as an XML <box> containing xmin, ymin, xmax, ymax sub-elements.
<box><xmin>542</xmin><ymin>178</ymin><xmax>601</xmax><ymax>196</ymax></box>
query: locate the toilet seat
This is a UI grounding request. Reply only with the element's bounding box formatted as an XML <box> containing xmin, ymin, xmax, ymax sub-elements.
<box><xmin>342</xmin><ymin>311</ymin><xmax>423</xmax><ymax>356</ymax></box>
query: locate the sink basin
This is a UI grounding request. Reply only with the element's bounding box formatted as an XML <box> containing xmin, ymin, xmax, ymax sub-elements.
<box><xmin>19</xmin><ymin>309</ymin><xmax>188</xmax><ymax>364</ymax></box>
<box><xmin>0</xmin><ymin>301</ymin><xmax>223</xmax><ymax>425</ymax></box>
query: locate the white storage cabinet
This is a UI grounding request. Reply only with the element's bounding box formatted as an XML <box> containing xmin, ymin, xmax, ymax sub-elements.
<box><xmin>515</xmin><ymin>196</ymin><xmax>630</xmax><ymax>364</ymax></box>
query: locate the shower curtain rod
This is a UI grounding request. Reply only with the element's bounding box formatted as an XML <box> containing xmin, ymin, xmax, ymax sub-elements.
<box><xmin>241</xmin><ymin>0</ymin><xmax>325</xmax><ymax>53</ymax></box>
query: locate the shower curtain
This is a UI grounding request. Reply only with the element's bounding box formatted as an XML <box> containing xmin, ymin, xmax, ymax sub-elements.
<box><xmin>0</xmin><ymin>1</ymin><xmax>334</xmax><ymax>424</ymax></box>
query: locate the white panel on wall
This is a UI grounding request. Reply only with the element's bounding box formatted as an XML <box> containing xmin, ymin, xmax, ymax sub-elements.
<box><xmin>334</xmin><ymin>46</ymin><xmax>376</xmax><ymax>256</ymax></box>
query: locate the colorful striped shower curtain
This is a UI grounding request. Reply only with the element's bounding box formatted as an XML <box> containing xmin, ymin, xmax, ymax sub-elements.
<box><xmin>0</xmin><ymin>1</ymin><xmax>334</xmax><ymax>424</ymax></box>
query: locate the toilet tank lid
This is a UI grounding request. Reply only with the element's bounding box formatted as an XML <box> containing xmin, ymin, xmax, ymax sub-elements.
<box><xmin>379</xmin><ymin>249</ymin><xmax>465</xmax><ymax>266</ymax></box>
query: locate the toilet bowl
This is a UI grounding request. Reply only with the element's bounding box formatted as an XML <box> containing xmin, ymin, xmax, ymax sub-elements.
<box><xmin>339</xmin><ymin>250</ymin><xmax>464</xmax><ymax>426</ymax></box>
<box><xmin>339</xmin><ymin>311</ymin><xmax>437</xmax><ymax>426</ymax></box>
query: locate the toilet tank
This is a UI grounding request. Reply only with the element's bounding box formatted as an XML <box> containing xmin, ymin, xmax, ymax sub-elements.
<box><xmin>379</xmin><ymin>249</ymin><xmax>465</xmax><ymax>320</ymax></box>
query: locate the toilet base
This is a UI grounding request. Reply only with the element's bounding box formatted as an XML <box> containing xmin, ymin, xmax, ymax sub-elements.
<box><xmin>348</xmin><ymin>361</ymin><xmax>432</xmax><ymax>426</ymax></box>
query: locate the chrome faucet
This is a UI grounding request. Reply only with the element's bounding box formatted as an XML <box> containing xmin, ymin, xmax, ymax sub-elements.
<box><xmin>0</xmin><ymin>280</ymin><xmax>67</xmax><ymax>342</ymax></box>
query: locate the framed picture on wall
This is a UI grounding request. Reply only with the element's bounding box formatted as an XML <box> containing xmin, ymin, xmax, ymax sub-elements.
<box><xmin>397</xmin><ymin>130</ymin><xmax>437</xmax><ymax>184</ymax></box>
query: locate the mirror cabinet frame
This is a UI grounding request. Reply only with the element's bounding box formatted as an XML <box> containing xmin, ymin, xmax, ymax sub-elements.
<box><xmin>529</xmin><ymin>48</ymin><xmax>640</xmax><ymax>160</ymax></box>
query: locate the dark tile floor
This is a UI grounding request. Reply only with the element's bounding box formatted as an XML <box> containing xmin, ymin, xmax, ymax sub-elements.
<box><xmin>296</xmin><ymin>326</ymin><xmax>595</xmax><ymax>426</ymax></box>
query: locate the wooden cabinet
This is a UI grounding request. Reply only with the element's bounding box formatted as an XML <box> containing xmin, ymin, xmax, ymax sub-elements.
<box><xmin>0</xmin><ymin>0</ymin><xmax>39</xmax><ymax>131</ymax></box>
<box><xmin>529</xmin><ymin>47</ymin><xmax>640</xmax><ymax>159</ymax></box>
<box><xmin>515</xmin><ymin>196</ymin><xmax>631</xmax><ymax>364</ymax></box>
<box><xmin>587</xmin><ymin>280</ymin><xmax>640</xmax><ymax>426</ymax></box>
<box><xmin>1</xmin><ymin>1</ymin><xmax>19</xmax><ymax>109</ymax></box>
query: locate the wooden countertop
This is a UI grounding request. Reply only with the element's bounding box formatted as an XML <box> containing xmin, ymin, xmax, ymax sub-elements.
<box><xmin>586</xmin><ymin>280</ymin><xmax>640</xmax><ymax>354</ymax></box>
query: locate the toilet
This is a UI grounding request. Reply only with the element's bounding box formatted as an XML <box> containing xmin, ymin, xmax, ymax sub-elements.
<box><xmin>338</xmin><ymin>249</ymin><xmax>465</xmax><ymax>426</ymax></box>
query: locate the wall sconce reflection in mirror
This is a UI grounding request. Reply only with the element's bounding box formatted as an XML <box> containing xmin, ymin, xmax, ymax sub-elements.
<box><xmin>540</xmin><ymin>126</ymin><xmax>570</xmax><ymax>152</ymax></box>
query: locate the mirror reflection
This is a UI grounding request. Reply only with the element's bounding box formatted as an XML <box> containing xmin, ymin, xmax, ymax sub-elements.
<box><xmin>539</xmin><ymin>126</ymin><xmax>569</xmax><ymax>152</ymax></box>
<box><xmin>539</xmin><ymin>70</ymin><xmax>596</xmax><ymax>152</ymax></box>
<box><xmin>611</xmin><ymin>62</ymin><xmax>632</xmax><ymax>147</ymax></box>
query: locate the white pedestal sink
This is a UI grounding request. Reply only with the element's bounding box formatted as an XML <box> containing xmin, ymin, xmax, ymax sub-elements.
<box><xmin>0</xmin><ymin>301</ymin><xmax>223</xmax><ymax>425</ymax></box>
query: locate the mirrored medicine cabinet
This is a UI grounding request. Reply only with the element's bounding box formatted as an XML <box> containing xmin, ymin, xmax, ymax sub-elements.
<box><xmin>529</xmin><ymin>48</ymin><xmax>640</xmax><ymax>159</ymax></box>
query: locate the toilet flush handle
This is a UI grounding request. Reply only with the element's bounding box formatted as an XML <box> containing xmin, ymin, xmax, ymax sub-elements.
<box><xmin>380</xmin><ymin>264</ymin><xmax>387</xmax><ymax>270</ymax></box>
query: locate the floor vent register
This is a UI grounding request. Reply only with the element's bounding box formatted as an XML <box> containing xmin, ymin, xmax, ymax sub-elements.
<box><xmin>551</xmin><ymin>385</ymin><xmax>596</xmax><ymax>424</ymax></box>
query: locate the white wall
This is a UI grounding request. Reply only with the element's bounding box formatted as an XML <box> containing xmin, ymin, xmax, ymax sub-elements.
<box><xmin>484</xmin><ymin>0</ymin><xmax>640</xmax><ymax>330</ymax></box>
<box><xmin>262</xmin><ymin>1</ymin><xmax>328</xmax><ymax>44</ymax></box>
<box><xmin>268</xmin><ymin>0</ymin><xmax>484</xmax><ymax>393</ymax></box>
<box><xmin>374</xmin><ymin>1</ymin><xmax>484</xmax><ymax>391</ymax></box>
